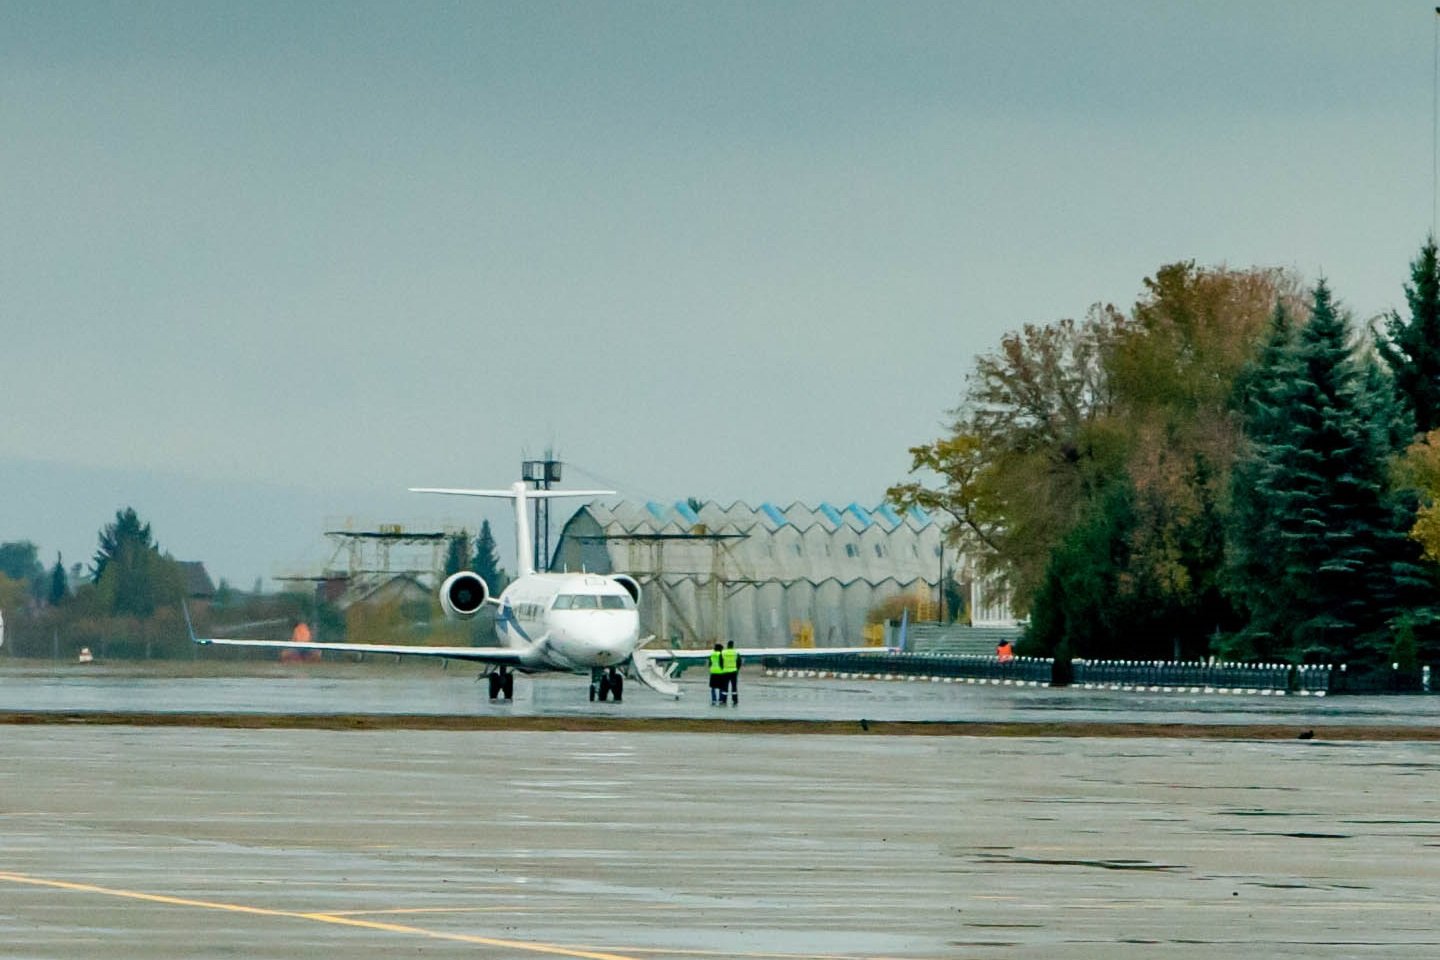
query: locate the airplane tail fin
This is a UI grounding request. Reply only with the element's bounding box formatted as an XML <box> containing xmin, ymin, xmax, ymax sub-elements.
<box><xmin>411</xmin><ymin>482</ymin><xmax>614</xmax><ymax>577</ymax></box>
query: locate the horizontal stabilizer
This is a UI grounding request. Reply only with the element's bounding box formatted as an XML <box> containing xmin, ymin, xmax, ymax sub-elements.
<box><xmin>410</xmin><ymin>481</ymin><xmax>613</xmax><ymax>577</ymax></box>
<box><xmin>410</xmin><ymin>487</ymin><xmax>614</xmax><ymax>500</ymax></box>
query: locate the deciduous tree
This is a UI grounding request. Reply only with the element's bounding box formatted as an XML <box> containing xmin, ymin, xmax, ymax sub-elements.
<box><xmin>0</xmin><ymin>541</ymin><xmax>42</xmax><ymax>585</ymax></box>
<box><xmin>1105</xmin><ymin>264</ymin><xmax>1294</xmax><ymax>655</ymax></box>
<box><xmin>1397</xmin><ymin>429</ymin><xmax>1440</xmax><ymax>561</ymax></box>
<box><xmin>890</xmin><ymin>306</ymin><xmax>1128</xmax><ymax>609</ymax></box>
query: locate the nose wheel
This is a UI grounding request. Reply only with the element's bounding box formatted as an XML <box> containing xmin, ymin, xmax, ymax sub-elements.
<box><xmin>590</xmin><ymin>666</ymin><xmax>624</xmax><ymax>703</ymax></box>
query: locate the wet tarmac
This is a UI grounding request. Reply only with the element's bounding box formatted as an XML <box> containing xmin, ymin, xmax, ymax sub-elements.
<box><xmin>4</xmin><ymin>726</ymin><xmax>1439</xmax><ymax>958</ymax></box>
<box><xmin>4</xmin><ymin>659</ymin><xmax>1440</xmax><ymax>728</ymax></box>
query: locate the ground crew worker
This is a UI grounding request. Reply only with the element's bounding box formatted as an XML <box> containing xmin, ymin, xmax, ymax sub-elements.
<box><xmin>721</xmin><ymin>640</ymin><xmax>741</xmax><ymax>706</ymax></box>
<box><xmin>708</xmin><ymin>642</ymin><xmax>725</xmax><ymax>705</ymax></box>
<box><xmin>282</xmin><ymin>619</ymin><xmax>316</xmax><ymax>664</ymax></box>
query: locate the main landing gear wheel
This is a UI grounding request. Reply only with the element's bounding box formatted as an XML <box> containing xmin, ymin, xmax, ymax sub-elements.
<box><xmin>592</xmin><ymin>667</ymin><xmax>625</xmax><ymax>703</ymax></box>
<box><xmin>487</xmin><ymin>668</ymin><xmax>515</xmax><ymax>701</ymax></box>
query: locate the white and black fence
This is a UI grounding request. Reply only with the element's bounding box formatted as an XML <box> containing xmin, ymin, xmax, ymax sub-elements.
<box><xmin>762</xmin><ymin>652</ymin><xmax>1053</xmax><ymax>687</ymax></box>
<box><xmin>1070</xmin><ymin>659</ymin><xmax>1331</xmax><ymax>695</ymax></box>
<box><xmin>761</xmin><ymin>652</ymin><xmax>1438</xmax><ymax>695</ymax></box>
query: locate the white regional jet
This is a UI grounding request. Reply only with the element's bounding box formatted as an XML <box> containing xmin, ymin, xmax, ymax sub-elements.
<box><xmin>191</xmin><ymin>482</ymin><xmax>892</xmax><ymax>701</ymax></box>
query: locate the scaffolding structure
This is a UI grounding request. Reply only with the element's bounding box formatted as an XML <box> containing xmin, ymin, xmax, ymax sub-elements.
<box><xmin>321</xmin><ymin>520</ymin><xmax>458</xmax><ymax>584</ymax></box>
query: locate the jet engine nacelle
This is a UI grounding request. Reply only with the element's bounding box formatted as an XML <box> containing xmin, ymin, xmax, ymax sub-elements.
<box><xmin>612</xmin><ymin>574</ymin><xmax>641</xmax><ymax>606</ymax></box>
<box><xmin>439</xmin><ymin>571</ymin><xmax>489</xmax><ymax>620</ymax></box>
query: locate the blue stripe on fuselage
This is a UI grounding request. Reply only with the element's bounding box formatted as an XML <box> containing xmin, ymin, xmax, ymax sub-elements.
<box><xmin>497</xmin><ymin>600</ymin><xmax>532</xmax><ymax>644</ymax></box>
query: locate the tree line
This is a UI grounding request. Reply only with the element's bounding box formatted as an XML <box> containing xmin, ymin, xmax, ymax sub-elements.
<box><xmin>1</xmin><ymin>509</ymin><xmax>511</xmax><ymax>659</ymax></box>
<box><xmin>1</xmin><ymin>509</ymin><xmax>182</xmax><ymax>617</ymax></box>
<box><xmin>891</xmin><ymin>241</ymin><xmax>1440</xmax><ymax>676</ymax></box>
<box><xmin>2</xmin><ymin>508</ymin><xmax>200</xmax><ymax>658</ymax></box>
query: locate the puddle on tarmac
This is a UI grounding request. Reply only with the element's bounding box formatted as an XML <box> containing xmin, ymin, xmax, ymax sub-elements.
<box><xmin>974</xmin><ymin>854</ymin><xmax>1185</xmax><ymax>871</ymax></box>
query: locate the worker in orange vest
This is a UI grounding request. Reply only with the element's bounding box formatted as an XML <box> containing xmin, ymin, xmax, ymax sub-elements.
<box><xmin>282</xmin><ymin>620</ymin><xmax>318</xmax><ymax>663</ymax></box>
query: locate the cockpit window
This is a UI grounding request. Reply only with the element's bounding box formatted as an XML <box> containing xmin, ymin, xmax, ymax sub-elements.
<box><xmin>554</xmin><ymin>593</ymin><xmax>633</xmax><ymax>610</ymax></box>
<box><xmin>554</xmin><ymin>594</ymin><xmax>596</xmax><ymax>609</ymax></box>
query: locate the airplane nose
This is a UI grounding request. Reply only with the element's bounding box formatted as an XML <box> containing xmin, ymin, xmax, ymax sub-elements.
<box><xmin>556</xmin><ymin>613</ymin><xmax>638</xmax><ymax>665</ymax></box>
<box><xmin>593</xmin><ymin>618</ymin><xmax>639</xmax><ymax>661</ymax></box>
<box><xmin>594</xmin><ymin>631</ymin><xmax>634</xmax><ymax>661</ymax></box>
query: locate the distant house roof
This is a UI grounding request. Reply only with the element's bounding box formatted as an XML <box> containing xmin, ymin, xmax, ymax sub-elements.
<box><xmin>335</xmin><ymin>573</ymin><xmax>431</xmax><ymax>611</ymax></box>
<box><xmin>178</xmin><ymin>561</ymin><xmax>215</xmax><ymax>599</ymax></box>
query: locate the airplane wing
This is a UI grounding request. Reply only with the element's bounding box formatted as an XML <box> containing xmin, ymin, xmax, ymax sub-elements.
<box><xmin>644</xmin><ymin>645</ymin><xmax>894</xmax><ymax>663</ymax></box>
<box><xmin>191</xmin><ymin>636</ymin><xmax>526</xmax><ymax>665</ymax></box>
<box><xmin>183</xmin><ymin>601</ymin><xmax>525</xmax><ymax>665</ymax></box>
<box><xmin>628</xmin><ymin>642</ymin><xmax>891</xmax><ymax>698</ymax></box>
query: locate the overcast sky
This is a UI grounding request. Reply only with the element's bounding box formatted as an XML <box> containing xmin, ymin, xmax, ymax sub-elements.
<box><xmin>3</xmin><ymin>0</ymin><xmax>1438</xmax><ymax>586</ymax></box>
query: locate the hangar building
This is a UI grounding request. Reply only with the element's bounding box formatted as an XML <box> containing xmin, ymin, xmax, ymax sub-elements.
<box><xmin>551</xmin><ymin>499</ymin><xmax>1014</xmax><ymax>648</ymax></box>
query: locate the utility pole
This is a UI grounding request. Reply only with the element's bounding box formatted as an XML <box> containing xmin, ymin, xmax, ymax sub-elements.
<box><xmin>522</xmin><ymin>455</ymin><xmax>562</xmax><ymax>572</ymax></box>
<box><xmin>938</xmin><ymin>538</ymin><xmax>945</xmax><ymax>622</ymax></box>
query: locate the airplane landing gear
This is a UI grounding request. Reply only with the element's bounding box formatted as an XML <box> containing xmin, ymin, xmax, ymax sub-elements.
<box><xmin>590</xmin><ymin>666</ymin><xmax>624</xmax><ymax>703</ymax></box>
<box><xmin>486</xmin><ymin>667</ymin><xmax>515</xmax><ymax>701</ymax></box>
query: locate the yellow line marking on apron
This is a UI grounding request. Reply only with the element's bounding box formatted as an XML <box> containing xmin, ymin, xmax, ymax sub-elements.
<box><xmin>0</xmin><ymin>871</ymin><xmax>939</xmax><ymax>960</ymax></box>
<box><xmin>326</xmin><ymin>905</ymin><xmax>532</xmax><ymax>916</ymax></box>
<box><xmin>0</xmin><ymin>871</ymin><xmax>638</xmax><ymax>960</ymax></box>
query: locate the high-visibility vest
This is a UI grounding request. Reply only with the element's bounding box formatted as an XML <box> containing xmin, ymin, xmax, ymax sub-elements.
<box><xmin>721</xmin><ymin>647</ymin><xmax>739</xmax><ymax>672</ymax></box>
<box><xmin>708</xmin><ymin>650</ymin><xmax>724</xmax><ymax>674</ymax></box>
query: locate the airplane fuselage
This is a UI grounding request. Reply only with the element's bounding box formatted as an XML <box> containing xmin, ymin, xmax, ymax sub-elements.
<box><xmin>497</xmin><ymin>572</ymin><xmax>642</xmax><ymax>673</ymax></box>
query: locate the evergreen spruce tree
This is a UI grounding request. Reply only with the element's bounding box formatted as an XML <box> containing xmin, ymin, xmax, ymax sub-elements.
<box><xmin>471</xmin><ymin>520</ymin><xmax>508</xmax><ymax>593</ymax></box>
<box><xmin>91</xmin><ymin>508</ymin><xmax>152</xmax><ymax>583</ymax></box>
<box><xmin>1224</xmin><ymin>304</ymin><xmax>1301</xmax><ymax>659</ymax></box>
<box><xmin>48</xmin><ymin>552</ymin><xmax>68</xmax><ymax>606</ymax></box>
<box><xmin>1363</xmin><ymin>342</ymin><xmax>1417</xmax><ymax>452</ymax></box>
<box><xmin>443</xmin><ymin>530</ymin><xmax>472</xmax><ymax>577</ymax></box>
<box><xmin>1378</xmin><ymin>238</ymin><xmax>1440</xmax><ymax>433</ymax></box>
<box><xmin>90</xmin><ymin>507</ymin><xmax>182</xmax><ymax>617</ymax></box>
<box><xmin>1229</xmin><ymin>282</ymin><xmax>1435</xmax><ymax>669</ymax></box>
